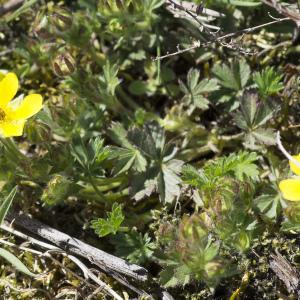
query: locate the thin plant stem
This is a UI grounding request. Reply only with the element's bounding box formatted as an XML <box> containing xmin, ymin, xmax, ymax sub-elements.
<box><xmin>87</xmin><ymin>170</ymin><xmax>107</xmax><ymax>202</ymax></box>
<box><xmin>276</xmin><ymin>131</ymin><xmax>300</xmax><ymax>169</ymax></box>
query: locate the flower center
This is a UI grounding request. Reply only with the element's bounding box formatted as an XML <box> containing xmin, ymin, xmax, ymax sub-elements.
<box><xmin>0</xmin><ymin>108</ymin><xmax>6</xmax><ymax>121</ymax></box>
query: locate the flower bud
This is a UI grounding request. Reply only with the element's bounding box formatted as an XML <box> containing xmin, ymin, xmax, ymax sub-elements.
<box><xmin>52</xmin><ymin>53</ymin><xmax>76</xmax><ymax>77</ymax></box>
<box><xmin>41</xmin><ymin>175</ymin><xmax>71</xmax><ymax>205</ymax></box>
<box><xmin>50</xmin><ymin>7</ymin><xmax>73</xmax><ymax>32</ymax></box>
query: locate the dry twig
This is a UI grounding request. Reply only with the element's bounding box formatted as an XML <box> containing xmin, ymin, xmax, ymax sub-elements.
<box><xmin>155</xmin><ymin>13</ymin><xmax>289</xmax><ymax>60</ymax></box>
<box><xmin>0</xmin><ymin>0</ymin><xmax>24</xmax><ymax>16</ymax></box>
<box><xmin>0</xmin><ymin>223</ymin><xmax>123</xmax><ymax>300</ymax></box>
<box><xmin>5</xmin><ymin>212</ymin><xmax>148</xmax><ymax>282</ymax></box>
<box><xmin>270</xmin><ymin>250</ymin><xmax>300</xmax><ymax>298</ymax></box>
<box><xmin>261</xmin><ymin>1</ymin><xmax>300</xmax><ymax>27</ymax></box>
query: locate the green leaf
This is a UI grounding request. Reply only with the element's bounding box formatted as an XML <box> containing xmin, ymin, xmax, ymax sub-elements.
<box><xmin>91</xmin><ymin>203</ymin><xmax>125</xmax><ymax>237</ymax></box>
<box><xmin>187</xmin><ymin>69</ymin><xmax>200</xmax><ymax>91</ymax></box>
<box><xmin>251</xmin><ymin>128</ymin><xmax>276</xmax><ymax>145</ymax></box>
<box><xmin>111</xmin><ymin>232</ymin><xmax>155</xmax><ymax>264</ymax></box>
<box><xmin>109</xmin><ymin>147</ymin><xmax>147</xmax><ymax>173</ymax></box>
<box><xmin>281</xmin><ymin>221</ymin><xmax>300</xmax><ymax>233</ymax></box>
<box><xmin>193</xmin><ymin>95</ymin><xmax>210</xmax><ymax>110</ymax></box>
<box><xmin>213</xmin><ymin>59</ymin><xmax>250</xmax><ymax>91</ymax></box>
<box><xmin>71</xmin><ymin>136</ymin><xmax>109</xmax><ymax>171</ymax></box>
<box><xmin>128</xmin><ymin>125</ymin><xmax>159</xmax><ymax>159</ymax></box>
<box><xmin>70</xmin><ymin>136</ymin><xmax>89</xmax><ymax>168</ymax></box>
<box><xmin>207</xmin><ymin>151</ymin><xmax>259</xmax><ymax>181</ymax></box>
<box><xmin>213</xmin><ymin>64</ymin><xmax>238</xmax><ymax>90</ymax></box>
<box><xmin>109</xmin><ymin>123</ymin><xmax>133</xmax><ymax>150</ymax></box>
<box><xmin>0</xmin><ymin>187</ymin><xmax>17</xmax><ymax>224</ymax></box>
<box><xmin>240</xmin><ymin>91</ymin><xmax>258</xmax><ymax>127</ymax></box>
<box><xmin>180</xmin><ymin>68</ymin><xmax>219</xmax><ymax>110</ymax></box>
<box><xmin>229</xmin><ymin>152</ymin><xmax>259</xmax><ymax>181</ymax></box>
<box><xmin>89</xmin><ymin>137</ymin><xmax>110</xmax><ymax>165</ymax></box>
<box><xmin>254</xmin><ymin>102</ymin><xmax>274</xmax><ymax>127</ymax></box>
<box><xmin>234</xmin><ymin>91</ymin><xmax>276</xmax><ymax>148</ymax></box>
<box><xmin>255</xmin><ymin>194</ymin><xmax>281</xmax><ymax>221</ymax></box>
<box><xmin>253</xmin><ymin>66</ymin><xmax>284</xmax><ymax>97</ymax></box>
<box><xmin>109</xmin><ymin>124</ymin><xmax>155</xmax><ymax>173</ymax></box>
<box><xmin>194</xmin><ymin>78</ymin><xmax>219</xmax><ymax>94</ymax></box>
<box><xmin>204</xmin><ymin>243</ymin><xmax>220</xmax><ymax>262</ymax></box>
<box><xmin>158</xmin><ymin>159</ymin><xmax>184</xmax><ymax>203</ymax></box>
<box><xmin>182</xmin><ymin>165</ymin><xmax>207</xmax><ymax>187</ymax></box>
<box><xmin>129</xmin><ymin>80</ymin><xmax>148</xmax><ymax>95</ymax></box>
<box><xmin>0</xmin><ymin>248</ymin><xmax>36</xmax><ymax>277</ymax></box>
<box><xmin>161</xmin><ymin>264</ymin><xmax>191</xmax><ymax>288</ymax></box>
<box><xmin>132</xmin><ymin>158</ymin><xmax>183</xmax><ymax>203</ymax></box>
<box><xmin>102</xmin><ymin>61</ymin><xmax>120</xmax><ymax>96</ymax></box>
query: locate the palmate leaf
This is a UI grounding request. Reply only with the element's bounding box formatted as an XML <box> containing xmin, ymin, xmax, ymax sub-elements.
<box><xmin>213</xmin><ymin>59</ymin><xmax>250</xmax><ymax>91</ymax></box>
<box><xmin>231</xmin><ymin>152</ymin><xmax>259</xmax><ymax>181</ymax></box>
<box><xmin>180</xmin><ymin>69</ymin><xmax>219</xmax><ymax>110</ymax></box>
<box><xmin>71</xmin><ymin>136</ymin><xmax>110</xmax><ymax>171</ymax></box>
<box><xmin>239</xmin><ymin>91</ymin><xmax>258</xmax><ymax>128</ymax></box>
<box><xmin>182</xmin><ymin>165</ymin><xmax>207</xmax><ymax>188</ymax></box>
<box><xmin>109</xmin><ymin>123</ymin><xmax>148</xmax><ymax>173</ymax></box>
<box><xmin>110</xmin><ymin>121</ymin><xmax>183</xmax><ymax>203</ymax></box>
<box><xmin>187</xmin><ymin>68</ymin><xmax>200</xmax><ymax>91</ymax></box>
<box><xmin>244</xmin><ymin>128</ymin><xmax>276</xmax><ymax>149</ymax></box>
<box><xmin>91</xmin><ymin>203</ymin><xmax>124</xmax><ymax>237</ymax></box>
<box><xmin>109</xmin><ymin>122</ymin><xmax>133</xmax><ymax>149</ymax></box>
<box><xmin>253</xmin><ymin>67</ymin><xmax>284</xmax><ymax>97</ymax></box>
<box><xmin>111</xmin><ymin>232</ymin><xmax>155</xmax><ymax>264</ymax></box>
<box><xmin>234</xmin><ymin>91</ymin><xmax>276</xmax><ymax>148</ymax></box>
<box><xmin>234</xmin><ymin>90</ymin><xmax>274</xmax><ymax>130</ymax></box>
<box><xmin>160</xmin><ymin>264</ymin><xmax>191</xmax><ymax>288</ymax></box>
<box><xmin>110</xmin><ymin>147</ymin><xmax>147</xmax><ymax>173</ymax></box>
<box><xmin>255</xmin><ymin>194</ymin><xmax>281</xmax><ymax>221</ymax></box>
<box><xmin>131</xmin><ymin>163</ymin><xmax>158</xmax><ymax>201</ymax></box>
<box><xmin>158</xmin><ymin>159</ymin><xmax>184</xmax><ymax>204</ymax></box>
<box><xmin>205</xmin><ymin>151</ymin><xmax>259</xmax><ymax>181</ymax></box>
<box><xmin>127</xmin><ymin>126</ymin><xmax>159</xmax><ymax>159</ymax></box>
<box><xmin>132</xmin><ymin>159</ymin><xmax>184</xmax><ymax>203</ymax></box>
<box><xmin>251</xmin><ymin>128</ymin><xmax>276</xmax><ymax>145</ymax></box>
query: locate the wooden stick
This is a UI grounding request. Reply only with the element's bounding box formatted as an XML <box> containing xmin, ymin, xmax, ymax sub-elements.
<box><xmin>261</xmin><ymin>0</ymin><xmax>300</xmax><ymax>27</ymax></box>
<box><xmin>5</xmin><ymin>212</ymin><xmax>148</xmax><ymax>282</ymax></box>
<box><xmin>270</xmin><ymin>250</ymin><xmax>300</xmax><ymax>297</ymax></box>
<box><xmin>0</xmin><ymin>0</ymin><xmax>24</xmax><ymax>16</ymax></box>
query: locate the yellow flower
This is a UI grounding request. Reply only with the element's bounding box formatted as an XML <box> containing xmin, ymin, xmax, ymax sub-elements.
<box><xmin>279</xmin><ymin>154</ymin><xmax>300</xmax><ymax>201</ymax></box>
<box><xmin>289</xmin><ymin>154</ymin><xmax>300</xmax><ymax>175</ymax></box>
<box><xmin>279</xmin><ymin>178</ymin><xmax>300</xmax><ymax>201</ymax></box>
<box><xmin>0</xmin><ymin>73</ymin><xmax>43</xmax><ymax>137</ymax></box>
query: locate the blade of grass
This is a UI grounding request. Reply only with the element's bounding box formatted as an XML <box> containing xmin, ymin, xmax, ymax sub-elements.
<box><xmin>5</xmin><ymin>0</ymin><xmax>39</xmax><ymax>23</ymax></box>
<box><xmin>0</xmin><ymin>186</ymin><xmax>17</xmax><ymax>224</ymax></box>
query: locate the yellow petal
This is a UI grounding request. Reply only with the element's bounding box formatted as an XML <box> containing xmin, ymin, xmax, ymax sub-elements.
<box><xmin>0</xmin><ymin>73</ymin><xmax>18</xmax><ymax>108</ymax></box>
<box><xmin>0</xmin><ymin>120</ymin><xmax>25</xmax><ymax>137</ymax></box>
<box><xmin>279</xmin><ymin>178</ymin><xmax>300</xmax><ymax>201</ymax></box>
<box><xmin>289</xmin><ymin>154</ymin><xmax>300</xmax><ymax>175</ymax></box>
<box><xmin>10</xmin><ymin>94</ymin><xmax>43</xmax><ymax>120</ymax></box>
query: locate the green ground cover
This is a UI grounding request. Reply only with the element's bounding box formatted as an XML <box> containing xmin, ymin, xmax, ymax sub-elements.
<box><xmin>0</xmin><ymin>0</ymin><xmax>300</xmax><ymax>299</ymax></box>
